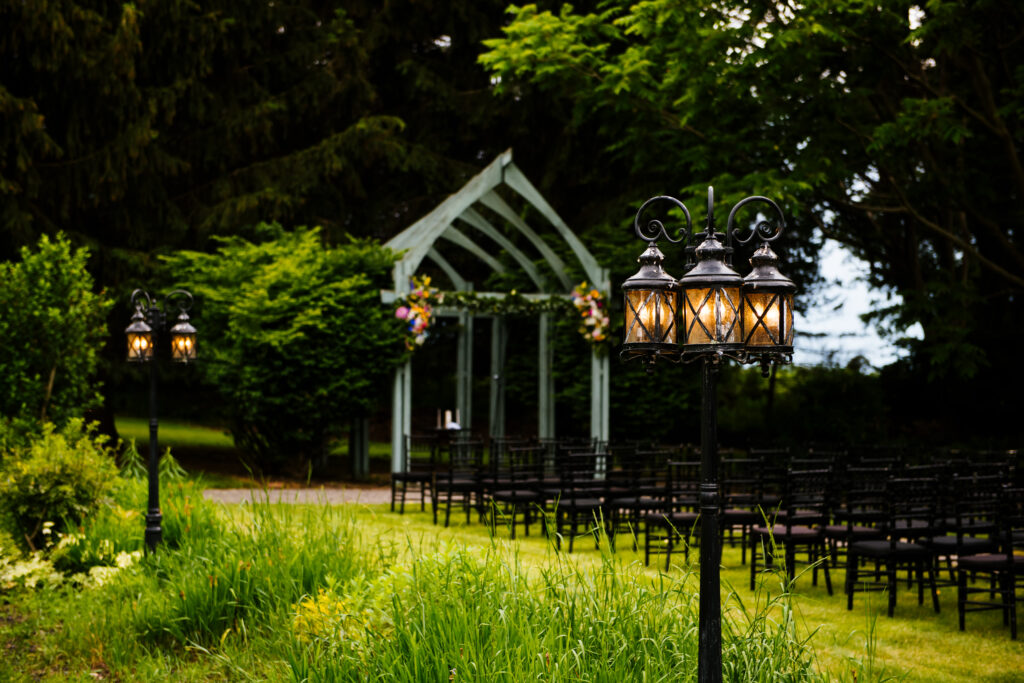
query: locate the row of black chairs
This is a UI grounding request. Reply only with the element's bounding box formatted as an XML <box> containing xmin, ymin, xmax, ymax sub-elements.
<box><xmin>389</xmin><ymin>436</ymin><xmax>1023</xmax><ymax>638</ymax></box>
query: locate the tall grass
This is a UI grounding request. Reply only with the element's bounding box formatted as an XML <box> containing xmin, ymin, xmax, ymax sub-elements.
<box><xmin>285</xmin><ymin>529</ymin><xmax>831</xmax><ymax>681</ymax></box>
<box><xmin>26</xmin><ymin>487</ymin><xmax>898</xmax><ymax>682</ymax></box>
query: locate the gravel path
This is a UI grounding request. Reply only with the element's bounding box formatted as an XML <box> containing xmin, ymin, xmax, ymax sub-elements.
<box><xmin>203</xmin><ymin>487</ymin><xmax>392</xmax><ymax>505</ymax></box>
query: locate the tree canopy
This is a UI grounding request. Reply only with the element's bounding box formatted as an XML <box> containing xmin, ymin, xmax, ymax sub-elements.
<box><xmin>480</xmin><ymin>0</ymin><xmax>1024</xmax><ymax>381</ymax></box>
<box><xmin>0</xmin><ymin>0</ymin><xmax>564</xmax><ymax>283</ymax></box>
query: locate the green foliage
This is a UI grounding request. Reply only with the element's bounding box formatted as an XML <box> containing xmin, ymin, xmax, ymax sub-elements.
<box><xmin>162</xmin><ymin>225</ymin><xmax>405</xmax><ymax>472</ymax></box>
<box><xmin>481</xmin><ymin>0</ymin><xmax>1024</xmax><ymax>390</ymax></box>
<box><xmin>0</xmin><ymin>233</ymin><xmax>111</xmax><ymax>427</ymax></box>
<box><xmin>0</xmin><ymin>420</ymin><xmax>121</xmax><ymax>552</ymax></box>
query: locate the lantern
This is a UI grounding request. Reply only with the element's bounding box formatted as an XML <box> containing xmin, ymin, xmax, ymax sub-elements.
<box><xmin>741</xmin><ymin>243</ymin><xmax>795</xmax><ymax>355</ymax></box>
<box><xmin>677</xmin><ymin>233</ymin><xmax>744</xmax><ymax>356</ymax></box>
<box><xmin>125</xmin><ymin>307</ymin><xmax>154</xmax><ymax>362</ymax></box>
<box><xmin>169</xmin><ymin>312</ymin><xmax>197</xmax><ymax>363</ymax></box>
<box><xmin>621</xmin><ymin>242</ymin><xmax>681</xmax><ymax>362</ymax></box>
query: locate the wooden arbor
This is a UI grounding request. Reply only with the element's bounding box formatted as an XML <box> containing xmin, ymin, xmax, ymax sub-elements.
<box><xmin>382</xmin><ymin>149</ymin><xmax>610</xmax><ymax>474</ymax></box>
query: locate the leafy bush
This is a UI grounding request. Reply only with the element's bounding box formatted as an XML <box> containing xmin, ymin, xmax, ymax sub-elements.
<box><xmin>0</xmin><ymin>233</ymin><xmax>112</xmax><ymax>428</ymax></box>
<box><xmin>163</xmin><ymin>225</ymin><xmax>405</xmax><ymax>473</ymax></box>
<box><xmin>0</xmin><ymin>419</ymin><xmax>121</xmax><ymax>551</ymax></box>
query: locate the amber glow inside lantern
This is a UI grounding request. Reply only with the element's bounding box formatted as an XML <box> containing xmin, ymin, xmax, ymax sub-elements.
<box><xmin>170</xmin><ymin>313</ymin><xmax>197</xmax><ymax>363</ymax></box>
<box><xmin>683</xmin><ymin>286</ymin><xmax>742</xmax><ymax>346</ymax></box>
<box><xmin>677</xmin><ymin>233</ymin><xmax>744</xmax><ymax>354</ymax></box>
<box><xmin>621</xmin><ymin>242</ymin><xmax>680</xmax><ymax>361</ymax></box>
<box><xmin>741</xmin><ymin>244</ymin><xmax>795</xmax><ymax>352</ymax></box>
<box><xmin>125</xmin><ymin>308</ymin><xmax>154</xmax><ymax>362</ymax></box>
<box><xmin>625</xmin><ymin>289</ymin><xmax>678</xmax><ymax>344</ymax></box>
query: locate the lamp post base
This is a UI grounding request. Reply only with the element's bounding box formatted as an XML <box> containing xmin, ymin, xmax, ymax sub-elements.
<box><xmin>144</xmin><ymin>512</ymin><xmax>163</xmax><ymax>553</ymax></box>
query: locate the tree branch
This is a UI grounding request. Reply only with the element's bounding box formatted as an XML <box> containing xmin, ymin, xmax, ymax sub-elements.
<box><xmin>885</xmin><ymin>173</ymin><xmax>1024</xmax><ymax>289</ymax></box>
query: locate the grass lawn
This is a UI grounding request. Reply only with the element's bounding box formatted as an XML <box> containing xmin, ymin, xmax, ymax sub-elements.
<box><xmin>115</xmin><ymin>416</ymin><xmax>251</xmax><ymax>488</ymax></box>
<box><xmin>115</xmin><ymin>416</ymin><xmax>397</xmax><ymax>486</ymax></box>
<box><xmin>346</xmin><ymin>503</ymin><xmax>1024</xmax><ymax>683</ymax></box>
<box><xmin>115</xmin><ymin>416</ymin><xmax>235</xmax><ymax>449</ymax></box>
<box><xmin>2</xmin><ymin>416</ymin><xmax>1011</xmax><ymax>679</ymax></box>
<box><xmin>4</xmin><ymin>480</ymin><xmax>1022</xmax><ymax>681</ymax></box>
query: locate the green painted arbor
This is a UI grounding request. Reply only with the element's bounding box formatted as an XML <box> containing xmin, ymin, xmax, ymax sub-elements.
<box><xmin>382</xmin><ymin>150</ymin><xmax>609</xmax><ymax>473</ymax></box>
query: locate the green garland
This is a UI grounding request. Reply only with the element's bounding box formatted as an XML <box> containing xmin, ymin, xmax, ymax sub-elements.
<box><xmin>439</xmin><ymin>289</ymin><xmax>573</xmax><ymax>317</ymax></box>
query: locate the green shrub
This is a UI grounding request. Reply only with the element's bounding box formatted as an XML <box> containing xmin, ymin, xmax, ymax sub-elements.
<box><xmin>0</xmin><ymin>419</ymin><xmax>121</xmax><ymax>551</ymax></box>
<box><xmin>162</xmin><ymin>225</ymin><xmax>405</xmax><ymax>474</ymax></box>
<box><xmin>0</xmin><ymin>233</ymin><xmax>112</xmax><ymax>428</ymax></box>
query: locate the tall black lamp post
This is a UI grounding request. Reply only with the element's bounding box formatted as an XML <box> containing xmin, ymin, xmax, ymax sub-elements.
<box><xmin>125</xmin><ymin>288</ymin><xmax>197</xmax><ymax>552</ymax></box>
<box><xmin>621</xmin><ymin>188</ymin><xmax>794</xmax><ymax>683</ymax></box>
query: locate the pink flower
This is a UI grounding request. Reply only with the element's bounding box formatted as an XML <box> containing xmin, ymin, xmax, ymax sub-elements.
<box><xmin>395</xmin><ymin>306</ymin><xmax>410</xmax><ymax>319</ymax></box>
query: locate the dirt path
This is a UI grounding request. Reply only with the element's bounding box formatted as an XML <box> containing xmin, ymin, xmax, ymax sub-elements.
<box><xmin>203</xmin><ymin>486</ymin><xmax>392</xmax><ymax>505</ymax></box>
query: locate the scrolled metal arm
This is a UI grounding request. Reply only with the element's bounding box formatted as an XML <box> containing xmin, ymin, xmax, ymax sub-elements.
<box><xmin>165</xmin><ymin>289</ymin><xmax>194</xmax><ymax>314</ymax></box>
<box><xmin>130</xmin><ymin>288</ymin><xmax>153</xmax><ymax>311</ymax></box>
<box><xmin>130</xmin><ymin>288</ymin><xmax>193</xmax><ymax>320</ymax></box>
<box><xmin>728</xmin><ymin>195</ymin><xmax>786</xmax><ymax>246</ymax></box>
<box><xmin>634</xmin><ymin>195</ymin><xmax>692</xmax><ymax>245</ymax></box>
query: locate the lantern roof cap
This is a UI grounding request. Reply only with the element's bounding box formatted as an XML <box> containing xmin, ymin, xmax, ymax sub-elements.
<box><xmin>744</xmin><ymin>244</ymin><xmax>795</xmax><ymax>291</ymax></box>
<box><xmin>125</xmin><ymin>308</ymin><xmax>152</xmax><ymax>334</ymax></box>
<box><xmin>623</xmin><ymin>242</ymin><xmax>679</xmax><ymax>291</ymax></box>
<box><xmin>170</xmin><ymin>312</ymin><xmax>196</xmax><ymax>335</ymax></box>
<box><xmin>678</xmin><ymin>233</ymin><xmax>742</xmax><ymax>287</ymax></box>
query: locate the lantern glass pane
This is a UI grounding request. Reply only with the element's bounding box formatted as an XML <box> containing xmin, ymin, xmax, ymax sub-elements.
<box><xmin>684</xmin><ymin>286</ymin><xmax>740</xmax><ymax>345</ymax></box>
<box><xmin>782</xmin><ymin>293</ymin><xmax>794</xmax><ymax>344</ymax></box>
<box><xmin>625</xmin><ymin>289</ymin><xmax>677</xmax><ymax>344</ymax></box>
<box><xmin>743</xmin><ymin>291</ymin><xmax>780</xmax><ymax>346</ymax></box>
<box><xmin>127</xmin><ymin>332</ymin><xmax>153</xmax><ymax>361</ymax></box>
<box><xmin>743</xmin><ymin>291</ymin><xmax>795</xmax><ymax>347</ymax></box>
<box><xmin>171</xmin><ymin>333</ymin><xmax>196</xmax><ymax>361</ymax></box>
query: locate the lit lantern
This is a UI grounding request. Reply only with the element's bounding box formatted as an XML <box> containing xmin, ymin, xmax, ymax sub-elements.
<box><xmin>621</xmin><ymin>242</ymin><xmax>681</xmax><ymax>362</ymax></box>
<box><xmin>169</xmin><ymin>312</ymin><xmax>197</xmax><ymax>363</ymax></box>
<box><xmin>125</xmin><ymin>307</ymin><xmax>154</xmax><ymax>362</ymax></box>
<box><xmin>677</xmin><ymin>232</ymin><xmax>744</xmax><ymax>356</ymax></box>
<box><xmin>742</xmin><ymin>243</ymin><xmax>795</xmax><ymax>356</ymax></box>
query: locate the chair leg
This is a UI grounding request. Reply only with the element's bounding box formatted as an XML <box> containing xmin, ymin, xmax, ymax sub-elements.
<box><xmin>811</xmin><ymin>545</ymin><xmax>819</xmax><ymax>587</ymax></box>
<box><xmin>665</xmin><ymin>523</ymin><xmax>674</xmax><ymax>572</ymax></box>
<box><xmin>887</xmin><ymin>563</ymin><xmax>898</xmax><ymax>617</ymax></box>
<box><xmin>957</xmin><ymin>568</ymin><xmax>967</xmax><ymax>631</ymax></box>
<box><xmin>846</xmin><ymin>551</ymin><xmax>858</xmax><ymax>611</ymax></box>
<box><xmin>928</xmin><ymin>561</ymin><xmax>940</xmax><ymax>613</ymax></box>
<box><xmin>749</xmin><ymin>534</ymin><xmax>759</xmax><ymax>591</ymax></box>
<box><xmin>1006</xmin><ymin>574</ymin><xmax>1017</xmax><ymax>639</ymax></box>
<box><xmin>390</xmin><ymin>479</ymin><xmax>397</xmax><ymax>512</ymax></box>
<box><xmin>821</xmin><ymin>542</ymin><xmax>833</xmax><ymax>596</ymax></box>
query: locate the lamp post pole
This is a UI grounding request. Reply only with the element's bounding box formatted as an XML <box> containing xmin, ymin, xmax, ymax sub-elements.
<box><xmin>620</xmin><ymin>188</ymin><xmax>794</xmax><ymax>683</ymax></box>
<box><xmin>145</xmin><ymin>333</ymin><xmax>162</xmax><ymax>552</ymax></box>
<box><xmin>125</xmin><ymin>289</ymin><xmax>197</xmax><ymax>553</ymax></box>
<box><xmin>698</xmin><ymin>359</ymin><xmax>722</xmax><ymax>683</ymax></box>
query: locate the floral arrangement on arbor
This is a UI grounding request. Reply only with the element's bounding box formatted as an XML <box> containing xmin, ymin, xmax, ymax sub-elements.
<box><xmin>571</xmin><ymin>281</ymin><xmax>609</xmax><ymax>344</ymax></box>
<box><xmin>395</xmin><ymin>275</ymin><xmax>444</xmax><ymax>350</ymax></box>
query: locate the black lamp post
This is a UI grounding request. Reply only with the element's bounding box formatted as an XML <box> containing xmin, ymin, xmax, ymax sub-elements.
<box><xmin>621</xmin><ymin>188</ymin><xmax>793</xmax><ymax>683</ymax></box>
<box><xmin>124</xmin><ymin>288</ymin><xmax>197</xmax><ymax>552</ymax></box>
